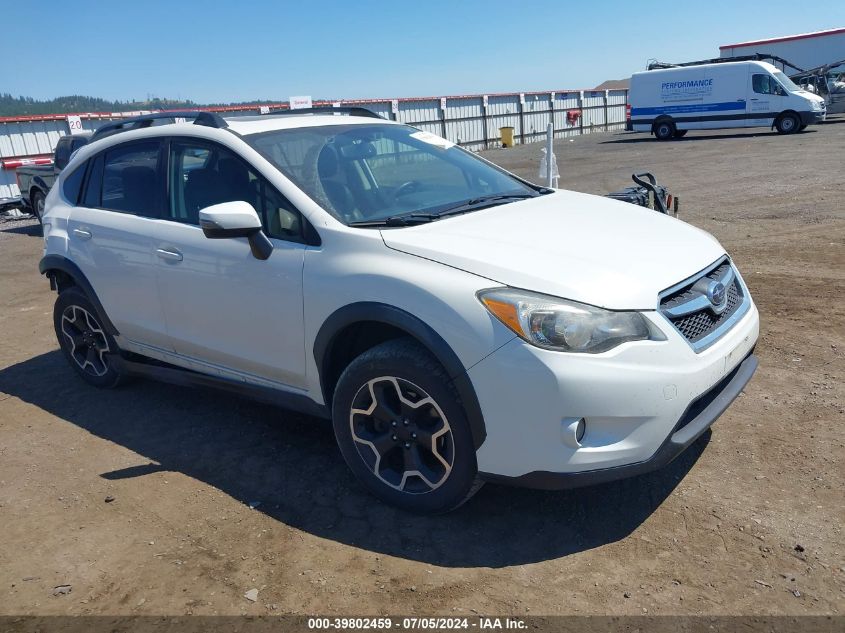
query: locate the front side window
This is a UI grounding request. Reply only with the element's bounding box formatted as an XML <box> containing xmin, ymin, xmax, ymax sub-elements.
<box><xmin>752</xmin><ymin>74</ymin><xmax>774</xmax><ymax>95</ymax></box>
<box><xmin>245</xmin><ymin>123</ymin><xmax>539</xmax><ymax>225</ymax></box>
<box><xmin>88</xmin><ymin>142</ymin><xmax>162</xmax><ymax>216</ymax></box>
<box><xmin>167</xmin><ymin>139</ymin><xmax>304</xmax><ymax>241</ymax></box>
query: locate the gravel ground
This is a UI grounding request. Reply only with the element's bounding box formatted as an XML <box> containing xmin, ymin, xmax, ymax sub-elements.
<box><xmin>0</xmin><ymin>120</ymin><xmax>843</xmax><ymax>617</ymax></box>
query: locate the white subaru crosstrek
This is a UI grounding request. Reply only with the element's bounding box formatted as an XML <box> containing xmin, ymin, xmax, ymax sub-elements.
<box><xmin>40</xmin><ymin>108</ymin><xmax>759</xmax><ymax>513</ymax></box>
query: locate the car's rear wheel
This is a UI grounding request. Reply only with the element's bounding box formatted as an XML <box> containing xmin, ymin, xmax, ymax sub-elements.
<box><xmin>53</xmin><ymin>287</ymin><xmax>125</xmax><ymax>388</ymax></box>
<box><xmin>654</xmin><ymin>119</ymin><xmax>676</xmax><ymax>140</ymax></box>
<box><xmin>332</xmin><ymin>339</ymin><xmax>482</xmax><ymax>514</ymax></box>
<box><xmin>31</xmin><ymin>191</ymin><xmax>46</xmax><ymax>223</ymax></box>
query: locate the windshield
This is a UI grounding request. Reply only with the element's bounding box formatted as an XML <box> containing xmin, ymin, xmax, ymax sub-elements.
<box><xmin>245</xmin><ymin>123</ymin><xmax>538</xmax><ymax>225</ymax></box>
<box><xmin>774</xmin><ymin>71</ymin><xmax>800</xmax><ymax>92</ymax></box>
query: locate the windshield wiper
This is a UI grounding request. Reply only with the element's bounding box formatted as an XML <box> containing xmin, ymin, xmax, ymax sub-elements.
<box><xmin>348</xmin><ymin>213</ymin><xmax>440</xmax><ymax>227</ymax></box>
<box><xmin>432</xmin><ymin>193</ymin><xmax>537</xmax><ymax>218</ymax></box>
<box><xmin>347</xmin><ymin>193</ymin><xmax>538</xmax><ymax>228</ymax></box>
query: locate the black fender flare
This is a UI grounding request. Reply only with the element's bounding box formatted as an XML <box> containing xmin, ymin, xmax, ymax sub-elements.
<box><xmin>314</xmin><ymin>302</ymin><xmax>487</xmax><ymax>449</ymax></box>
<box><xmin>31</xmin><ymin>177</ymin><xmax>49</xmax><ymax>202</ymax></box>
<box><xmin>39</xmin><ymin>254</ymin><xmax>119</xmax><ymax>336</ymax></box>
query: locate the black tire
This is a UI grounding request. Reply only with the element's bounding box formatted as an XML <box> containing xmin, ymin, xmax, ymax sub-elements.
<box><xmin>31</xmin><ymin>190</ymin><xmax>46</xmax><ymax>223</ymax></box>
<box><xmin>673</xmin><ymin>129</ymin><xmax>688</xmax><ymax>138</ymax></box>
<box><xmin>53</xmin><ymin>286</ymin><xmax>125</xmax><ymax>388</ymax></box>
<box><xmin>776</xmin><ymin>113</ymin><xmax>800</xmax><ymax>134</ymax></box>
<box><xmin>332</xmin><ymin>338</ymin><xmax>482</xmax><ymax>514</ymax></box>
<box><xmin>654</xmin><ymin>119</ymin><xmax>675</xmax><ymax>140</ymax></box>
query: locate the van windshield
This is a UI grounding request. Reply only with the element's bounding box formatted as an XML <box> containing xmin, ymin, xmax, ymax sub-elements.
<box><xmin>774</xmin><ymin>71</ymin><xmax>800</xmax><ymax>92</ymax></box>
<box><xmin>245</xmin><ymin>123</ymin><xmax>540</xmax><ymax>226</ymax></box>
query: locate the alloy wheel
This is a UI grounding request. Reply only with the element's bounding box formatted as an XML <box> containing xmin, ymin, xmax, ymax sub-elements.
<box><xmin>60</xmin><ymin>305</ymin><xmax>110</xmax><ymax>377</ymax></box>
<box><xmin>349</xmin><ymin>376</ymin><xmax>454</xmax><ymax>494</ymax></box>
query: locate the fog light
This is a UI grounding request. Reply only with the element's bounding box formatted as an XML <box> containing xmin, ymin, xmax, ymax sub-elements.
<box><xmin>561</xmin><ymin>417</ymin><xmax>586</xmax><ymax>448</ymax></box>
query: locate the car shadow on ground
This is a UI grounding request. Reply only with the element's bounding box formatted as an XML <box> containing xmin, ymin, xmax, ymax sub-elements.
<box><xmin>604</xmin><ymin>130</ymin><xmax>817</xmax><ymax>144</ymax></box>
<box><xmin>0</xmin><ymin>350</ymin><xmax>707</xmax><ymax>568</ymax></box>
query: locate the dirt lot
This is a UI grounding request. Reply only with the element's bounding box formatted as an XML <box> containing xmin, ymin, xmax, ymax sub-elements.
<box><xmin>1</xmin><ymin>120</ymin><xmax>843</xmax><ymax>618</ymax></box>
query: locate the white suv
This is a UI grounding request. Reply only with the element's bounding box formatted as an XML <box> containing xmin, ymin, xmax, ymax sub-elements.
<box><xmin>40</xmin><ymin>109</ymin><xmax>759</xmax><ymax>513</ymax></box>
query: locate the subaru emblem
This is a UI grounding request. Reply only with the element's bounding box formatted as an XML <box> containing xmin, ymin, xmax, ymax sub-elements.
<box><xmin>707</xmin><ymin>281</ymin><xmax>726</xmax><ymax>310</ymax></box>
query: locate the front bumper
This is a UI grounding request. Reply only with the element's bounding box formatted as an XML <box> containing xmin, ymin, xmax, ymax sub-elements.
<box><xmin>470</xmin><ymin>299</ymin><xmax>759</xmax><ymax>482</ymax></box>
<box><xmin>481</xmin><ymin>352</ymin><xmax>757</xmax><ymax>489</ymax></box>
<box><xmin>800</xmin><ymin>110</ymin><xmax>826</xmax><ymax>125</ymax></box>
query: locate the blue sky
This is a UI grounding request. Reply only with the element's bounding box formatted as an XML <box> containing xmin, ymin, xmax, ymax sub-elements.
<box><xmin>3</xmin><ymin>0</ymin><xmax>844</xmax><ymax>103</ymax></box>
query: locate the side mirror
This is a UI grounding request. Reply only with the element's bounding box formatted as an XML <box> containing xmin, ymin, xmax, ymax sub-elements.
<box><xmin>198</xmin><ymin>201</ymin><xmax>273</xmax><ymax>260</ymax></box>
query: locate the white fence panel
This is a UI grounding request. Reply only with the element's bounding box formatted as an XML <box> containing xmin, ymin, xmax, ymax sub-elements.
<box><xmin>1</xmin><ymin>89</ymin><xmax>628</xmax><ymax>204</ymax></box>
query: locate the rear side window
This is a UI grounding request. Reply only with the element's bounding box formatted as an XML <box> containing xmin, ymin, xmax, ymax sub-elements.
<box><xmin>82</xmin><ymin>155</ymin><xmax>104</xmax><ymax>208</ymax></box>
<box><xmin>62</xmin><ymin>162</ymin><xmax>87</xmax><ymax>204</ymax></box>
<box><xmin>84</xmin><ymin>142</ymin><xmax>161</xmax><ymax>216</ymax></box>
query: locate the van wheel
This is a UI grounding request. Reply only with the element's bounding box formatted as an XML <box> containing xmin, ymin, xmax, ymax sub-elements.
<box><xmin>53</xmin><ymin>287</ymin><xmax>126</xmax><ymax>388</ymax></box>
<box><xmin>654</xmin><ymin>120</ymin><xmax>675</xmax><ymax>140</ymax></box>
<box><xmin>673</xmin><ymin>129</ymin><xmax>688</xmax><ymax>138</ymax></box>
<box><xmin>332</xmin><ymin>338</ymin><xmax>482</xmax><ymax>514</ymax></box>
<box><xmin>775</xmin><ymin>113</ymin><xmax>800</xmax><ymax>134</ymax></box>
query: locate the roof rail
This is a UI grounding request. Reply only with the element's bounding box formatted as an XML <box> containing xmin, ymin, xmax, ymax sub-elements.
<box><xmin>261</xmin><ymin>106</ymin><xmax>384</xmax><ymax>119</ymax></box>
<box><xmin>90</xmin><ymin>111</ymin><xmax>227</xmax><ymax>141</ymax></box>
<box><xmin>647</xmin><ymin>53</ymin><xmax>804</xmax><ymax>73</ymax></box>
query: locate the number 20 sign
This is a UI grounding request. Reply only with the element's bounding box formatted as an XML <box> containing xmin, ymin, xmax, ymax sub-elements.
<box><xmin>67</xmin><ymin>116</ymin><xmax>84</xmax><ymax>135</ymax></box>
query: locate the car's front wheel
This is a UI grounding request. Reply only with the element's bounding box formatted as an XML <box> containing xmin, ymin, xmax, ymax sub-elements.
<box><xmin>53</xmin><ymin>287</ymin><xmax>126</xmax><ymax>388</ymax></box>
<box><xmin>332</xmin><ymin>339</ymin><xmax>482</xmax><ymax>514</ymax></box>
<box><xmin>776</xmin><ymin>113</ymin><xmax>800</xmax><ymax>134</ymax></box>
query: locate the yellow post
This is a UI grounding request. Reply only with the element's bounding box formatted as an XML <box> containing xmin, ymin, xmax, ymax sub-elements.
<box><xmin>499</xmin><ymin>126</ymin><xmax>515</xmax><ymax>147</ymax></box>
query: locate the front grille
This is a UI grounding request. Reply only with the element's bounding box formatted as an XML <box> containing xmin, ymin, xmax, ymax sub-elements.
<box><xmin>659</xmin><ymin>257</ymin><xmax>749</xmax><ymax>352</ymax></box>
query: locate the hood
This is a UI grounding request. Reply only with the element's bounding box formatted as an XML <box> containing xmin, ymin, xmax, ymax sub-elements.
<box><xmin>795</xmin><ymin>90</ymin><xmax>826</xmax><ymax>104</ymax></box>
<box><xmin>381</xmin><ymin>190</ymin><xmax>726</xmax><ymax>310</ymax></box>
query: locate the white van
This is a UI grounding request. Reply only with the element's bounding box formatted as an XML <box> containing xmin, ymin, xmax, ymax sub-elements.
<box><xmin>630</xmin><ymin>61</ymin><xmax>826</xmax><ymax>139</ymax></box>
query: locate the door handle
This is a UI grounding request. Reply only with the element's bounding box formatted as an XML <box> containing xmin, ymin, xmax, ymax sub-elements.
<box><xmin>156</xmin><ymin>247</ymin><xmax>183</xmax><ymax>262</ymax></box>
<box><xmin>72</xmin><ymin>228</ymin><xmax>92</xmax><ymax>241</ymax></box>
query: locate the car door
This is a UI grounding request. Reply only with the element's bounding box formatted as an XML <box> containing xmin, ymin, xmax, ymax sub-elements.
<box><xmin>67</xmin><ymin>139</ymin><xmax>172</xmax><ymax>349</ymax></box>
<box><xmin>748</xmin><ymin>70</ymin><xmax>784</xmax><ymax>127</ymax></box>
<box><xmin>152</xmin><ymin>137</ymin><xmax>308</xmax><ymax>389</ymax></box>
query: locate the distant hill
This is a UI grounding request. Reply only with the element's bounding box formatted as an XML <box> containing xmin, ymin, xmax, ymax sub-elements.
<box><xmin>594</xmin><ymin>78</ymin><xmax>630</xmax><ymax>90</ymax></box>
<box><xmin>0</xmin><ymin>94</ymin><xmax>285</xmax><ymax>117</ymax></box>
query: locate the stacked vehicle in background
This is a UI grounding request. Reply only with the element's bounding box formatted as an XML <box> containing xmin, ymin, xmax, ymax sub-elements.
<box><xmin>791</xmin><ymin>60</ymin><xmax>845</xmax><ymax>114</ymax></box>
<box><xmin>15</xmin><ymin>133</ymin><xmax>91</xmax><ymax>222</ymax></box>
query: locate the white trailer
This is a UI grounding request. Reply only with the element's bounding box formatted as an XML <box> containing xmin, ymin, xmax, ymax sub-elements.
<box><xmin>719</xmin><ymin>28</ymin><xmax>845</xmax><ymax>72</ymax></box>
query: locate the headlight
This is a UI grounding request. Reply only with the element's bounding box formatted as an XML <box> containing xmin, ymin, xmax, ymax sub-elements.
<box><xmin>478</xmin><ymin>288</ymin><xmax>664</xmax><ymax>353</ymax></box>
